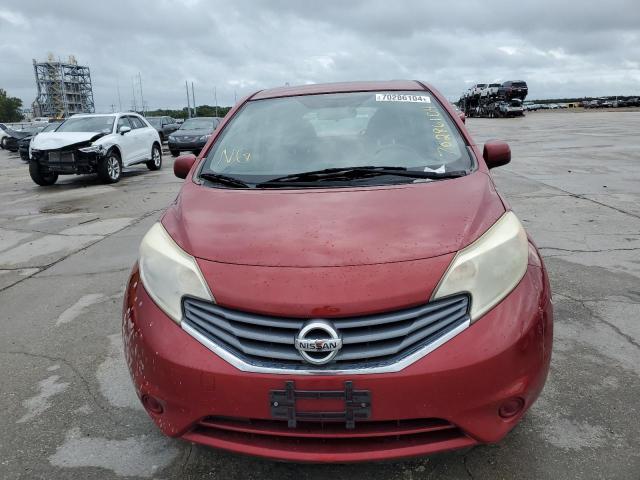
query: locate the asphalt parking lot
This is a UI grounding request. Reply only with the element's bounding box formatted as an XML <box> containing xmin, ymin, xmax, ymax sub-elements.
<box><xmin>1</xmin><ymin>110</ymin><xmax>639</xmax><ymax>479</ymax></box>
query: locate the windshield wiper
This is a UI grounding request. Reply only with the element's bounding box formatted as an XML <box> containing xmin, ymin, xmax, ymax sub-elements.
<box><xmin>200</xmin><ymin>172</ymin><xmax>251</xmax><ymax>188</ymax></box>
<box><xmin>256</xmin><ymin>166</ymin><xmax>467</xmax><ymax>187</ymax></box>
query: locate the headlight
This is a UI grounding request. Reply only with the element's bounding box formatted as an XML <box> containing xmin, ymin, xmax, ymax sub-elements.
<box><xmin>138</xmin><ymin>223</ymin><xmax>213</xmax><ymax>323</ymax></box>
<box><xmin>78</xmin><ymin>144</ymin><xmax>104</xmax><ymax>153</ymax></box>
<box><xmin>431</xmin><ymin>211</ymin><xmax>528</xmax><ymax>322</ymax></box>
<box><xmin>199</xmin><ymin>134</ymin><xmax>212</xmax><ymax>141</ymax></box>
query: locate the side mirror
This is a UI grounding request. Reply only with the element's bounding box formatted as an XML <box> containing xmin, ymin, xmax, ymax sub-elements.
<box><xmin>119</xmin><ymin>125</ymin><xmax>131</xmax><ymax>135</ymax></box>
<box><xmin>174</xmin><ymin>153</ymin><xmax>196</xmax><ymax>179</ymax></box>
<box><xmin>483</xmin><ymin>140</ymin><xmax>511</xmax><ymax>169</ymax></box>
<box><xmin>458</xmin><ymin>112</ymin><xmax>466</xmax><ymax>124</ymax></box>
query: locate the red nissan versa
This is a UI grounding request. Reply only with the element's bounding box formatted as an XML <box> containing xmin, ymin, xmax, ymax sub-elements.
<box><xmin>123</xmin><ymin>80</ymin><xmax>553</xmax><ymax>462</ymax></box>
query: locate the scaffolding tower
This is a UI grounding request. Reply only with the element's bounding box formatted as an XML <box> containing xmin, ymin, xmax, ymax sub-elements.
<box><xmin>32</xmin><ymin>54</ymin><xmax>95</xmax><ymax>119</ymax></box>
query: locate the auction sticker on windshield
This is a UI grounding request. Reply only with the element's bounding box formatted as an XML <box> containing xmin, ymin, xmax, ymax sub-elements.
<box><xmin>375</xmin><ymin>93</ymin><xmax>431</xmax><ymax>103</ymax></box>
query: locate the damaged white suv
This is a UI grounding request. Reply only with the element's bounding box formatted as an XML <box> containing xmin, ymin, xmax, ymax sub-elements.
<box><xmin>29</xmin><ymin>113</ymin><xmax>162</xmax><ymax>186</ymax></box>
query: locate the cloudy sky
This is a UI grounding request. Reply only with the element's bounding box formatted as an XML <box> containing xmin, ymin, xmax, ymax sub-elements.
<box><xmin>1</xmin><ymin>0</ymin><xmax>639</xmax><ymax>112</ymax></box>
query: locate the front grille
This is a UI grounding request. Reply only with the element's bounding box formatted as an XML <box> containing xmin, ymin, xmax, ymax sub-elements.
<box><xmin>183</xmin><ymin>416</ymin><xmax>475</xmax><ymax>456</ymax></box>
<box><xmin>48</xmin><ymin>151</ymin><xmax>75</xmax><ymax>164</ymax></box>
<box><xmin>197</xmin><ymin>416</ymin><xmax>461</xmax><ymax>438</ymax></box>
<box><xmin>183</xmin><ymin>295</ymin><xmax>469</xmax><ymax>370</ymax></box>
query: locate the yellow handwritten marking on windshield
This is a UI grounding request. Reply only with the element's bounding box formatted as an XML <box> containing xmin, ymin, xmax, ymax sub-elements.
<box><xmin>222</xmin><ymin>148</ymin><xmax>251</xmax><ymax>163</ymax></box>
<box><xmin>423</xmin><ymin>107</ymin><xmax>455</xmax><ymax>156</ymax></box>
<box><xmin>214</xmin><ymin>148</ymin><xmax>252</xmax><ymax>169</ymax></box>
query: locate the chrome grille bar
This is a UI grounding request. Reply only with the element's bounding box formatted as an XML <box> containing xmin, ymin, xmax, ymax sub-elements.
<box><xmin>182</xmin><ymin>294</ymin><xmax>470</xmax><ymax>374</ymax></box>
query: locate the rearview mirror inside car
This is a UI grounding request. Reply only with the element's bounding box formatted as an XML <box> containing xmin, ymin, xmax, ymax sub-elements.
<box><xmin>483</xmin><ymin>140</ymin><xmax>511</xmax><ymax>169</ymax></box>
<box><xmin>119</xmin><ymin>126</ymin><xmax>131</xmax><ymax>135</ymax></box>
<box><xmin>174</xmin><ymin>154</ymin><xmax>197</xmax><ymax>179</ymax></box>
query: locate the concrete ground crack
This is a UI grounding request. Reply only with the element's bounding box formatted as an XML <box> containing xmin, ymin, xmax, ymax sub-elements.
<box><xmin>504</xmin><ymin>169</ymin><xmax>640</xmax><ymax>221</ymax></box>
<box><xmin>556</xmin><ymin>293</ymin><xmax>640</xmax><ymax>350</ymax></box>
<box><xmin>37</xmin><ymin>266</ymin><xmax>131</xmax><ymax>278</ymax></box>
<box><xmin>463</xmin><ymin>448</ymin><xmax>476</xmax><ymax>479</ymax></box>
<box><xmin>0</xmin><ymin>207</ymin><xmax>164</xmax><ymax>294</ymax></box>
<box><xmin>181</xmin><ymin>444</ymin><xmax>193</xmax><ymax>472</ymax></box>
<box><xmin>0</xmin><ymin>349</ymin><xmax>128</xmax><ymax>427</ymax></box>
<box><xmin>0</xmin><ymin>266</ymin><xmax>45</xmax><ymax>272</ymax></box>
<box><xmin>539</xmin><ymin>246</ymin><xmax>640</xmax><ymax>254</ymax></box>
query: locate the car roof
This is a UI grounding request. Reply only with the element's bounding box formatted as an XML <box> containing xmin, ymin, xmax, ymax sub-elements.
<box><xmin>251</xmin><ymin>80</ymin><xmax>425</xmax><ymax>100</ymax></box>
<box><xmin>70</xmin><ymin>113</ymin><xmax>117</xmax><ymax>118</ymax></box>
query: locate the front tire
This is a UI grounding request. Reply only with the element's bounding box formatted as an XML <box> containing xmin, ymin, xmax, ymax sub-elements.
<box><xmin>98</xmin><ymin>150</ymin><xmax>122</xmax><ymax>183</ymax></box>
<box><xmin>29</xmin><ymin>162</ymin><xmax>58</xmax><ymax>186</ymax></box>
<box><xmin>0</xmin><ymin>137</ymin><xmax>6</xmax><ymax>149</ymax></box>
<box><xmin>146</xmin><ymin>144</ymin><xmax>162</xmax><ymax>170</ymax></box>
<box><xmin>170</xmin><ymin>149</ymin><xmax>179</xmax><ymax>157</ymax></box>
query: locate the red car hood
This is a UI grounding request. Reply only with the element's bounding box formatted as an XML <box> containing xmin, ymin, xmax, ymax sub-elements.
<box><xmin>162</xmin><ymin>172</ymin><xmax>505</xmax><ymax>268</ymax></box>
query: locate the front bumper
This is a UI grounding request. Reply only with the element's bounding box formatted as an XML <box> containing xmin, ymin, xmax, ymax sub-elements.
<box><xmin>19</xmin><ymin>145</ymin><xmax>30</xmax><ymax>160</ymax></box>
<box><xmin>123</xmin><ymin>263</ymin><xmax>552</xmax><ymax>462</ymax></box>
<box><xmin>31</xmin><ymin>149</ymin><xmax>102</xmax><ymax>174</ymax></box>
<box><xmin>168</xmin><ymin>139</ymin><xmax>206</xmax><ymax>151</ymax></box>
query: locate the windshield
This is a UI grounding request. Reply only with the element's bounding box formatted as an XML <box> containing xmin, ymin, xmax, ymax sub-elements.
<box><xmin>57</xmin><ymin>116</ymin><xmax>115</xmax><ymax>133</ymax></box>
<box><xmin>146</xmin><ymin>117</ymin><xmax>162</xmax><ymax>127</ymax></box>
<box><xmin>20</xmin><ymin>126</ymin><xmax>44</xmax><ymax>134</ymax></box>
<box><xmin>42</xmin><ymin>123</ymin><xmax>60</xmax><ymax>132</ymax></box>
<box><xmin>180</xmin><ymin>118</ymin><xmax>216</xmax><ymax>130</ymax></box>
<box><xmin>201</xmin><ymin>91</ymin><xmax>471</xmax><ymax>184</ymax></box>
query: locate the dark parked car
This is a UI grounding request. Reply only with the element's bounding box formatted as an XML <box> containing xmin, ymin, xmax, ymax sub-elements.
<box><xmin>146</xmin><ymin>116</ymin><xmax>180</xmax><ymax>142</ymax></box>
<box><xmin>2</xmin><ymin>126</ymin><xmax>44</xmax><ymax>153</ymax></box>
<box><xmin>498</xmin><ymin>81</ymin><xmax>528</xmax><ymax>100</ymax></box>
<box><xmin>167</xmin><ymin>117</ymin><xmax>221</xmax><ymax>157</ymax></box>
<box><xmin>18</xmin><ymin>122</ymin><xmax>61</xmax><ymax>161</ymax></box>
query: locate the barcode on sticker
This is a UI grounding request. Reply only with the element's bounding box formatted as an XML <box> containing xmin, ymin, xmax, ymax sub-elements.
<box><xmin>376</xmin><ymin>93</ymin><xmax>431</xmax><ymax>103</ymax></box>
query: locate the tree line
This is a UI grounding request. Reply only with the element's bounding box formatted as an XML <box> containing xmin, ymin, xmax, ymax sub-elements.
<box><xmin>0</xmin><ymin>89</ymin><xmax>23</xmax><ymax>122</ymax></box>
<box><xmin>144</xmin><ymin>105</ymin><xmax>232</xmax><ymax>119</ymax></box>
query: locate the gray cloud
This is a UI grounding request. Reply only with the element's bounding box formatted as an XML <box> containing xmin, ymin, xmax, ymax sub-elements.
<box><xmin>0</xmin><ymin>0</ymin><xmax>638</xmax><ymax>112</ymax></box>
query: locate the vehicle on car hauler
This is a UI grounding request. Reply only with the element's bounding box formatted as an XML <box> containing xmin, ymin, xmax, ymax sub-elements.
<box><xmin>29</xmin><ymin>113</ymin><xmax>162</xmax><ymax>185</ymax></box>
<box><xmin>459</xmin><ymin>80</ymin><xmax>529</xmax><ymax>118</ymax></box>
<box><xmin>123</xmin><ymin>80</ymin><xmax>553</xmax><ymax>463</ymax></box>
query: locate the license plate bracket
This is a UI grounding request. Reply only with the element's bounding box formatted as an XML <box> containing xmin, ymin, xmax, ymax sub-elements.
<box><xmin>269</xmin><ymin>380</ymin><xmax>371</xmax><ymax>429</ymax></box>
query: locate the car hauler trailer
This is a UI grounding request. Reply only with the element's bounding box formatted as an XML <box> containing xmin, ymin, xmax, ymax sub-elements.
<box><xmin>458</xmin><ymin>81</ymin><xmax>527</xmax><ymax>118</ymax></box>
